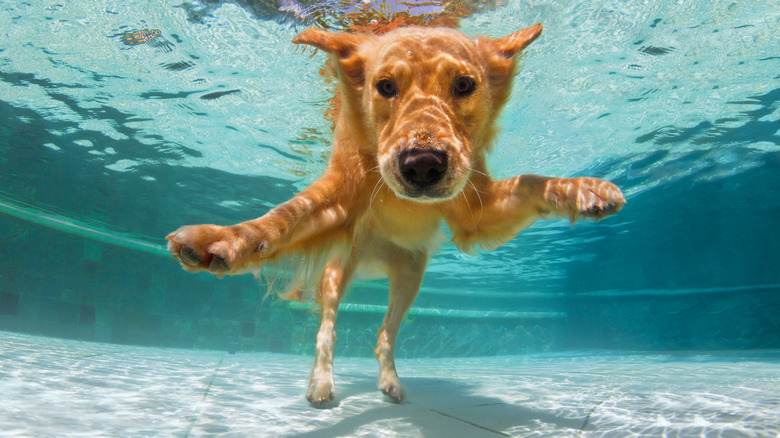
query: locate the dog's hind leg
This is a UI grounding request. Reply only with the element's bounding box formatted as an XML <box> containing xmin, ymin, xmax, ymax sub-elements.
<box><xmin>375</xmin><ymin>250</ymin><xmax>427</xmax><ymax>403</ymax></box>
<box><xmin>307</xmin><ymin>257</ymin><xmax>354</xmax><ymax>407</ymax></box>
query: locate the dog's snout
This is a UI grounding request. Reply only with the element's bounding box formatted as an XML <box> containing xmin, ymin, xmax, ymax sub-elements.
<box><xmin>398</xmin><ymin>148</ymin><xmax>447</xmax><ymax>188</ymax></box>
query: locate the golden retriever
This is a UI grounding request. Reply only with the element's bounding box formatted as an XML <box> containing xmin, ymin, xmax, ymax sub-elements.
<box><xmin>166</xmin><ymin>23</ymin><xmax>625</xmax><ymax>406</ymax></box>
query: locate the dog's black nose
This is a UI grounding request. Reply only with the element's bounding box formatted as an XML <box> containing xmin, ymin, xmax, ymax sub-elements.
<box><xmin>399</xmin><ymin>148</ymin><xmax>447</xmax><ymax>188</ymax></box>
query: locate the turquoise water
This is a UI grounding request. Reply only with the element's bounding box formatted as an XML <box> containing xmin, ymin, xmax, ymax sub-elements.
<box><xmin>1</xmin><ymin>0</ymin><xmax>779</xmax><ymax>357</ymax></box>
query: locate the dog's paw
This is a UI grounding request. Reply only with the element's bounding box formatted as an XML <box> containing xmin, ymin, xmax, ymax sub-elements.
<box><xmin>378</xmin><ymin>373</ymin><xmax>406</xmax><ymax>404</ymax></box>
<box><xmin>546</xmin><ymin>177</ymin><xmax>626</xmax><ymax>222</ymax></box>
<box><xmin>166</xmin><ymin>224</ymin><xmax>268</xmax><ymax>277</ymax></box>
<box><xmin>307</xmin><ymin>378</ymin><xmax>336</xmax><ymax>408</ymax></box>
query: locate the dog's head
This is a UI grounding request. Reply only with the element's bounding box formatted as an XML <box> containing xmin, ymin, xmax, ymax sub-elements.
<box><xmin>294</xmin><ymin>24</ymin><xmax>542</xmax><ymax>202</ymax></box>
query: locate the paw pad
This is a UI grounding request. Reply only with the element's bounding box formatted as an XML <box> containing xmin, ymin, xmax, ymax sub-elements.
<box><xmin>179</xmin><ymin>246</ymin><xmax>202</xmax><ymax>266</ymax></box>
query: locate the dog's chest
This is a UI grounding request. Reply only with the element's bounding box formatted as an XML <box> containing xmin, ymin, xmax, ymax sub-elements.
<box><xmin>359</xmin><ymin>196</ymin><xmax>444</xmax><ymax>253</ymax></box>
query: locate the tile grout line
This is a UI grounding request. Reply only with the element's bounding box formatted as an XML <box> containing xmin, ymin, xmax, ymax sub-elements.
<box><xmin>579</xmin><ymin>385</ymin><xmax>624</xmax><ymax>434</ymax></box>
<box><xmin>183</xmin><ymin>356</ymin><xmax>225</xmax><ymax>438</ymax></box>
<box><xmin>72</xmin><ymin>352</ymin><xmax>120</xmax><ymax>359</ymax></box>
<box><xmin>427</xmin><ymin>407</ymin><xmax>511</xmax><ymax>437</ymax></box>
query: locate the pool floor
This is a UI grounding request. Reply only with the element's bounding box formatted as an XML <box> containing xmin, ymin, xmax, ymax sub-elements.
<box><xmin>1</xmin><ymin>331</ymin><xmax>778</xmax><ymax>437</ymax></box>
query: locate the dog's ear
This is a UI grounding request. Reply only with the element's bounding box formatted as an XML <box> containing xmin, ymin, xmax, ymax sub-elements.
<box><xmin>480</xmin><ymin>23</ymin><xmax>542</xmax><ymax>103</ymax></box>
<box><xmin>489</xmin><ymin>23</ymin><xmax>543</xmax><ymax>59</ymax></box>
<box><xmin>293</xmin><ymin>29</ymin><xmax>368</xmax><ymax>85</ymax></box>
<box><xmin>481</xmin><ymin>23</ymin><xmax>542</xmax><ymax>76</ymax></box>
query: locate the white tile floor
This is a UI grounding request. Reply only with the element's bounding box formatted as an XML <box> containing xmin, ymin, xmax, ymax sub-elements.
<box><xmin>1</xmin><ymin>331</ymin><xmax>779</xmax><ymax>437</ymax></box>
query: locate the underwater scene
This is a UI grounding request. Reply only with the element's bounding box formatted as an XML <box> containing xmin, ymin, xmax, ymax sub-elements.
<box><xmin>1</xmin><ymin>0</ymin><xmax>779</xmax><ymax>436</ymax></box>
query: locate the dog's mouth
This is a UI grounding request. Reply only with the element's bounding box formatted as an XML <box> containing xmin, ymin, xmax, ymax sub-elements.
<box><xmin>379</xmin><ymin>146</ymin><xmax>469</xmax><ymax>202</ymax></box>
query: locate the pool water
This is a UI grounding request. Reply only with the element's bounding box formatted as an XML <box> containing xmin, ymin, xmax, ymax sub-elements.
<box><xmin>1</xmin><ymin>0</ymin><xmax>779</xmax><ymax>435</ymax></box>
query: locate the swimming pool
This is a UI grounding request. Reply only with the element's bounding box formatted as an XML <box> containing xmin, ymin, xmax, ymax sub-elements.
<box><xmin>1</xmin><ymin>0</ymin><xmax>779</xmax><ymax>435</ymax></box>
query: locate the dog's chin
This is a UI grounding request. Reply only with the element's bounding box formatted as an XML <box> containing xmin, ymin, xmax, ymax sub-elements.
<box><xmin>385</xmin><ymin>178</ymin><xmax>467</xmax><ymax>204</ymax></box>
<box><xmin>396</xmin><ymin>190</ymin><xmax>455</xmax><ymax>203</ymax></box>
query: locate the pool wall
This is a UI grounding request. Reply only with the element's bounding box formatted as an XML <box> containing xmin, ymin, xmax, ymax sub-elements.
<box><xmin>3</xmin><ymin>207</ymin><xmax>778</xmax><ymax>357</ymax></box>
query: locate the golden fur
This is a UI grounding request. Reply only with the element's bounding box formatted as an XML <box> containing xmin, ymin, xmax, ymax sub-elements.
<box><xmin>167</xmin><ymin>24</ymin><xmax>625</xmax><ymax>406</ymax></box>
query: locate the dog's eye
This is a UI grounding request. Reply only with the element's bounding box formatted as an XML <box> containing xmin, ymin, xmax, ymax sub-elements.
<box><xmin>376</xmin><ymin>78</ymin><xmax>399</xmax><ymax>98</ymax></box>
<box><xmin>452</xmin><ymin>76</ymin><xmax>477</xmax><ymax>97</ymax></box>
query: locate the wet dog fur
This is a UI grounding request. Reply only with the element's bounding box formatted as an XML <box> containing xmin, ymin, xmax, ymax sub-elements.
<box><xmin>166</xmin><ymin>23</ymin><xmax>625</xmax><ymax>407</ymax></box>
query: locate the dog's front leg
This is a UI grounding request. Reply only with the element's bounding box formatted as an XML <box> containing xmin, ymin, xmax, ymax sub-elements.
<box><xmin>166</xmin><ymin>175</ymin><xmax>353</xmax><ymax>276</ymax></box>
<box><xmin>307</xmin><ymin>258</ymin><xmax>354</xmax><ymax>407</ymax></box>
<box><xmin>505</xmin><ymin>175</ymin><xmax>625</xmax><ymax>229</ymax></box>
<box><xmin>533</xmin><ymin>176</ymin><xmax>626</xmax><ymax>223</ymax></box>
<box><xmin>449</xmin><ymin>174</ymin><xmax>625</xmax><ymax>253</ymax></box>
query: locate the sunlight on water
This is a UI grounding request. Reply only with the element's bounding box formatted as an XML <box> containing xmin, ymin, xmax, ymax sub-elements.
<box><xmin>0</xmin><ymin>1</ymin><xmax>326</xmax><ymax>183</ymax></box>
<box><xmin>465</xmin><ymin>1</ymin><xmax>780</xmax><ymax>186</ymax></box>
<box><xmin>1</xmin><ymin>0</ymin><xmax>776</xmax><ymax>190</ymax></box>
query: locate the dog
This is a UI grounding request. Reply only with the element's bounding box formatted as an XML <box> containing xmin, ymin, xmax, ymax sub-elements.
<box><xmin>166</xmin><ymin>23</ymin><xmax>625</xmax><ymax>406</ymax></box>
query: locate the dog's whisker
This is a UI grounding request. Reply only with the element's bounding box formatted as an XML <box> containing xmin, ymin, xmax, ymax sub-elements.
<box><xmin>369</xmin><ymin>179</ymin><xmax>383</xmax><ymax>206</ymax></box>
<box><xmin>459</xmin><ymin>186</ymin><xmax>473</xmax><ymax>218</ymax></box>
<box><xmin>468</xmin><ymin>180</ymin><xmax>485</xmax><ymax>225</ymax></box>
<box><xmin>469</xmin><ymin>166</ymin><xmax>488</xmax><ymax>177</ymax></box>
<box><xmin>368</xmin><ymin>178</ymin><xmax>385</xmax><ymax>220</ymax></box>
